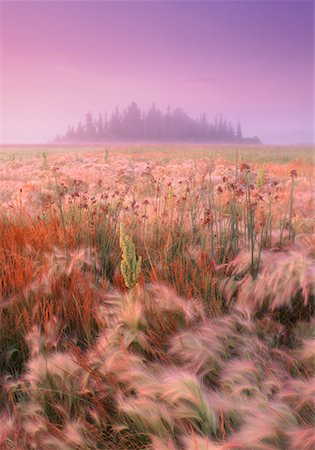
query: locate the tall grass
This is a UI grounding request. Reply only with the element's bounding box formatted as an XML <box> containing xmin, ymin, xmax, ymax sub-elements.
<box><xmin>0</xmin><ymin>147</ymin><xmax>313</xmax><ymax>448</ymax></box>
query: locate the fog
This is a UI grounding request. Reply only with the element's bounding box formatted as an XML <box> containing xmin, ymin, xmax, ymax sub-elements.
<box><xmin>1</xmin><ymin>1</ymin><xmax>313</xmax><ymax>145</ymax></box>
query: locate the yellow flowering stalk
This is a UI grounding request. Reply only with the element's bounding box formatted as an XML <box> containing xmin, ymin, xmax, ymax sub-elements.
<box><xmin>119</xmin><ymin>223</ymin><xmax>142</xmax><ymax>289</ymax></box>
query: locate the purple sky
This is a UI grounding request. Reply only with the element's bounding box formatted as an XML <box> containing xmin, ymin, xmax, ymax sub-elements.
<box><xmin>1</xmin><ymin>0</ymin><xmax>314</xmax><ymax>144</ymax></box>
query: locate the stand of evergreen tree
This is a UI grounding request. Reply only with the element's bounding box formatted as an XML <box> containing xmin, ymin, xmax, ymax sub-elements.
<box><xmin>56</xmin><ymin>102</ymin><xmax>260</xmax><ymax>144</ymax></box>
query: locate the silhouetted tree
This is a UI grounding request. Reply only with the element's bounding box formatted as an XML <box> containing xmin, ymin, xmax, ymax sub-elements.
<box><xmin>145</xmin><ymin>104</ymin><xmax>163</xmax><ymax>139</ymax></box>
<box><xmin>76</xmin><ymin>122</ymin><xmax>84</xmax><ymax>140</ymax></box>
<box><xmin>109</xmin><ymin>107</ymin><xmax>122</xmax><ymax>137</ymax></box>
<box><xmin>96</xmin><ymin>113</ymin><xmax>104</xmax><ymax>138</ymax></box>
<box><xmin>57</xmin><ymin>103</ymin><xmax>259</xmax><ymax>144</ymax></box>
<box><xmin>121</xmin><ymin>102</ymin><xmax>142</xmax><ymax>138</ymax></box>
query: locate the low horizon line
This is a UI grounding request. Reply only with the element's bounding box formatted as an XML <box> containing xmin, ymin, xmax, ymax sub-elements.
<box><xmin>1</xmin><ymin>141</ymin><xmax>314</xmax><ymax>148</ymax></box>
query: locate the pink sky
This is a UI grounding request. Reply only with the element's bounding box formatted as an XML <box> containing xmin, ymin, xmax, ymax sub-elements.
<box><xmin>1</xmin><ymin>1</ymin><xmax>314</xmax><ymax>144</ymax></box>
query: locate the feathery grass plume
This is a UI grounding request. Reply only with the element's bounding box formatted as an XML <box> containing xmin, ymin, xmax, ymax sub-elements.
<box><xmin>119</xmin><ymin>223</ymin><xmax>142</xmax><ymax>289</ymax></box>
<box><xmin>25</xmin><ymin>318</ymin><xmax>62</xmax><ymax>357</ymax></box>
<box><xmin>222</xmin><ymin>245</ymin><xmax>315</xmax><ymax>319</ymax></box>
<box><xmin>279</xmin><ymin>377</ymin><xmax>315</xmax><ymax>423</ymax></box>
<box><xmin>169</xmin><ymin>327</ymin><xmax>225</xmax><ymax>381</ymax></box>
<box><xmin>146</xmin><ymin>284</ymin><xmax>205</xmax><ymax>329</ymax></box>
<box><xmin>118</xmin><ymin>394</ymin><xmax>175</xmax><ymax>439</ymax></box>
<box><xmin>61</xmin><ymin>419</ymin><xmax>89</xmax><ymax>448</ymax></box>
<box><xmin>228</xmin><ymin>402</ymin><xmax>298</xmax><ymax>450</ymax></box>
<box><xmin>296</xmin><ymin>338</ymin><xmax>315</xmax><ymax>373</ymax></box>
<box><xmin>160</xmin><ymin>370</ymin><xmax>219</xmax><ymax>436</ymax></box>
<box><xmin>98</xmin><ymin>289</ymin><xmax>153</xmax><ymax>355</ymax></box>
<box><xmin>0</xmin><ymin>414</ymin><xmax>18</xmax><ymax>449</ymax></box>
<box><xmin>220</xmin><ymin>359</ymin><xmax>261</xmax><ymax>399</ymax></box>
<box><xmin>45</xmin><ymin>246</ymin><xmax>100</xmax><ymax>279</ymax></box>
<box><xmin>257</xmin><ymin>247</ymin><xmax>315</xmax><ymax>313</ymax></box>
<box><xmin>95</xmin><ymin>285</ymin><xmax>204</xmax><ymax>361</ymax></box>
<box><xmin>182</xmin><ymin>433</ymin><xmax>225</xmax><ymax>450</ymax></box>
<box><xmin>101</xmin><ymin>350</ymin><xmax>158</xmax><ymax>396</ymax></box>
<box><xmin>287</xmin><ymin>425</ymin><xmax>315</xmax><ymax>450</ymax></box>
<box><xmin>150</xmin><ymin>436</ymin><xmax>178</xmax><ymax>450</ymax></box>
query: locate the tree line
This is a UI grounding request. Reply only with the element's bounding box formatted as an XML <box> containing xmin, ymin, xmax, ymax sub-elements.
<box><xmin>56</xmin><ymin>102</ymin><xmax>261</xmax><ymax>143</ymax></box>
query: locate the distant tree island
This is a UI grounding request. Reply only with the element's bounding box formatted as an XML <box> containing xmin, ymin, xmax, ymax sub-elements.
<box><xmin>55</xmin><ymin>102</ymin><xmax>261</xmax><ymax>144</ymax></box>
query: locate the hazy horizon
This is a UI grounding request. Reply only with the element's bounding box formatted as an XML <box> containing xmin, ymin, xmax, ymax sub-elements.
<box><xmin>1</xmin><ymin>1</ymin><xmax>314</xmax><ymax>145</ymax></box>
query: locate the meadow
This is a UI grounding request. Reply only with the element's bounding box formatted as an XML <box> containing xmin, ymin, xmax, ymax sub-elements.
<box><xmin>0</xmin><ymin>144</ymin><xmax>314</xmax><ymax>449</ymax></box>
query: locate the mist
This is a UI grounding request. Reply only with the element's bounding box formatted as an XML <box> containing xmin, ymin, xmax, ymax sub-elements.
<box><xmin>1</xmin><ymin>1</ymin><xmax>313</xmax><ymax>145</ymax></box>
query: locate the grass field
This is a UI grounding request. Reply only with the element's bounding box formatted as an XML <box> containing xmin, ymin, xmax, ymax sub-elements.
<box><xmin>1</xmin><ymin>143</ymin><xmax>314</xmax><ymax>163</ymax></box>
<box><xmin>0</xmin><ymin>144</ymin><xmax>314</xmax><ymax>449</ymax></box>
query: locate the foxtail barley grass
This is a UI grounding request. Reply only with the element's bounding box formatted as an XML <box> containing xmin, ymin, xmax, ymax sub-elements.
<box><xmin>0</xmin><ymin>145</ymin><xmax>313</xmax><ymax>448</ymax></box>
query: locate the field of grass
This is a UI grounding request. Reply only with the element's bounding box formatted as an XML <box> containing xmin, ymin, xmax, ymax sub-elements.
<box><xmin>0</xmin><ymin>144</ymin><xmax>314</xmax><ymax>449</ymax></box>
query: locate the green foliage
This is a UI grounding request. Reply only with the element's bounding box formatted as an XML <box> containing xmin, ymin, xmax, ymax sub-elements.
<box><xmin>120</xmin><ymin>224</ymin><xmax>142</xmax><ymax>289</ymax></box>
<box><xmin>256</xmin><ymin>166</ymin><xmax>265</xmax><ymax>189</ymax></box>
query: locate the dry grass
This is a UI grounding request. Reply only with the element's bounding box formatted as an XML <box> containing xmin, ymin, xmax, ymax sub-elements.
<box><xmin>0</xmin><ymin>145</ymin><xmax>314</xmax><ymax>448</ymax></box>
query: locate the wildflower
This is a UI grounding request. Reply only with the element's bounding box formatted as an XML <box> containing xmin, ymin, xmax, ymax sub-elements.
<box><xmin>216</xmin><ymin>186</ymin><xmax>223</xmax><ymax>194</ymax></box>
<box><xmin>240</xmin><ymin>162</ymin><xmax>250</xmax><ymax>172</ymax></box>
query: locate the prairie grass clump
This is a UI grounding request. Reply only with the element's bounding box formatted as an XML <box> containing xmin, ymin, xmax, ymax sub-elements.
<box><xmin>222</xmin><ymin>243</ymin><xmax>315</xmax><ymax>322</ymax></box>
